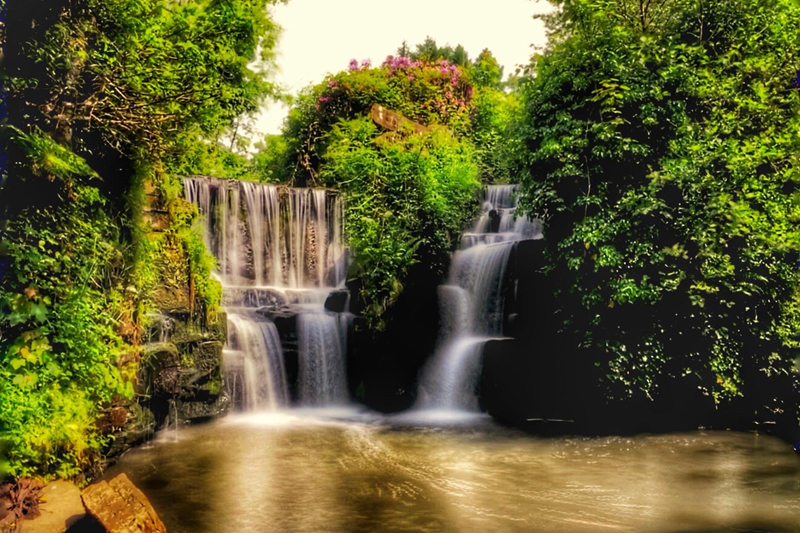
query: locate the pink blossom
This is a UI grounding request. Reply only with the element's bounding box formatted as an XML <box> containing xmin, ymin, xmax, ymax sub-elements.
<box><xmin>328</xmin><ymin>79</ymin><xmax>338</xmax><ymax>87</ymax></box>
<box><xmin>349</xmin><ymin>59</ymin><xmax>359</xmax><ymax>71</ymax></box>
<box><xmin>383</xmin><ymin>56</ymin><xmax>419</xmax><ymax>72</ymax></box>
<box><xmin>318</xmin><ymin>95</ymin><xmax>330</xmax><ymax>103</ymax></box>
<box><xmin>361</xmin><ymin>58</ymin><xmax>372</xmax><ymax>68</ymax></box>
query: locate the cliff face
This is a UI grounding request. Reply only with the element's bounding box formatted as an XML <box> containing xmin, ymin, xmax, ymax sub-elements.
<box><xmin>103</xmin><ymin>177</ymin><xmax>228</xmax><ymax>463</ymax></box>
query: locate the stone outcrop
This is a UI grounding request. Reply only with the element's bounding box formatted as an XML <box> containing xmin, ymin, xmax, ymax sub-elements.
<box><xmin>323</xmin><ymin>289</ymin><xmax>349</xmax><ymax>313</ymax></box>
<box><xmin>104</xmin><ymin>310</ymin><xmax>228</xmax><ymax>463</ymax></box>
<box><xmin>81</xmin><ymin>474</ymin><xmax>166</xmax><ymax>533</ymax></box>
<box><xmin>139</xmin><ymin>311</ymin><xmax>229</xmax><ymax>428</ymax></box>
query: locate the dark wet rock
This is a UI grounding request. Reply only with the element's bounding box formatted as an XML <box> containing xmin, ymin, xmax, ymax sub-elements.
<box><xmin>222</xmin><ymin>286</ymin><xmax>287</xmax><ymax>308</ymax></box>
<box><xmin>104</xmin><ymin>403</ymin><xmax>156</xmax><ymax>459</ymax></box>
<box><xmin>324</xmin><ymin>289</ymin><xmax>349</xmax><ymax>313</ymax></box>
<box><xmin>258</xmin><ymin>304</ymin><xmax>303</xmax><ymax>322</ymax></box>
<box><xmin>176</xmin><ymin>394</ymin><xmax>230</xmax><ymax>423</ymax></box>
<box><xmin>106</xmin><ymin>310</ymin><xmax>228</xmax><ymax>463</ymax></box>
<box><xmin>142</xmin><ymin>343</ymin><xmax>181</xmax><ymax>396</ymax></box>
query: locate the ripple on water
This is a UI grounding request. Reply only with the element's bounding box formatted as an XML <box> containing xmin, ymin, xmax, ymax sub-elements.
<box><xmin>106</xmin><ymin>418</ymin><xmax>800</xmax><ymax>533</ymax></box>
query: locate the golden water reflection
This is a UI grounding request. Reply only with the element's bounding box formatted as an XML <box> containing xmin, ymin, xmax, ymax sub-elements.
<box><xmin>108</xmin><ymin>412</ymin><xmax>800</xmax><ymax>533</ymax></box>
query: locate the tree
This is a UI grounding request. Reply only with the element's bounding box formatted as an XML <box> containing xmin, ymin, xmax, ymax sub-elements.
<box><xmin>518</xmin><ymin>0</ymin><xmax>800</xmax><ymax>428</ymax></box>
<box><xmin>472</xmin><ymin>49</ymin><xmax>504</xmax><ymax>88</ymax></box>
<box><xmin>1</xmin><ymin>0</ymin><xmax>284</xmax><ymax>478</ymax></box>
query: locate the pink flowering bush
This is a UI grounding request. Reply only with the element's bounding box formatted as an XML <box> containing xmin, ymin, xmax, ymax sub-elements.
<box><xmin>281</xmin><ymin>56</ymin><xmax>477</xmax><ymax>187</ymax></box>
<box><xmin>268</xmin><ymin>50</ymin><xmax>515</xmax><ymax>325</ymax></box>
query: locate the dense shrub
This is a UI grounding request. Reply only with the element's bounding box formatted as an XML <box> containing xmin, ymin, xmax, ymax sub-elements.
<box><xmin>1</xmin><ymin>0</ymin><xmax>281</xmax><ymax>479</ymax></box>
<box><xmin>518</xmin><ymin>0</ymin><xmax>800</xmax><ymax>421</ymax></box>
<box><xmin>320</xmin><ymin>118</ymin><xmax>479</xmax><ymax>328</ymax></box>
<box><xmin>0</xmin><ymin>144</ymin><xmax>132</xmax><ymax>477</ymax></box>
<box><xmin>267</xmin><ymin>55</ymin><xmax>492</xmax><ymax>326</ymax></box>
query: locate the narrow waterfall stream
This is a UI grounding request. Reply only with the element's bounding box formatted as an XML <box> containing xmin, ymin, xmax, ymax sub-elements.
<box><xmin>418</xmin><ymin>184</ymin><xmax>540</xmax><ymax>412</ymax></box>
<box><xmin>184</xmin><ymin>177</ymin><xmax>349</xmax><ymax>410</ymax></box>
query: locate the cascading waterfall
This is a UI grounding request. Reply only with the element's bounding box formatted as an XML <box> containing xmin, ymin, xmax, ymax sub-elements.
<box><xmin>461</xmin><ymin>184</ymin><xmax>541</xmax><ymax>248</ymax></box>
<box><xmin>184</xmin><ymin>176</ymin><xmax>349</xmax><ymax>411</ymax></box>
<box><xmin>297</xmin><ymin>313</ymin><xmax>348</xmax><ymax>405</ymax></box>
<box><xmin>418</xmin><ymin>184</ymin><xmax>538</xmax><ymax>412</ymax></box>
<box><xmin>225</xmin><ymin>312</ymin><xmax>289</xmax><ymax>410</ymax></box>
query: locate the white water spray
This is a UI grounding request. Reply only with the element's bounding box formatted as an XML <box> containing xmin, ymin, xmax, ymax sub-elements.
<box><xmin>185</xmin><ymin>177</ymin><xmax>349</xmax><ymax>411</ymax></box>
<box><xmin>418</xmin><ymin>184</ymin><xmax>539</xmax><ymax>411</ymax></box>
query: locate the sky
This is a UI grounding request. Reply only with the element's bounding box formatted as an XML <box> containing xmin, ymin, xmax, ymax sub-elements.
<box><xmin>254</xmin><ymin>0</ymin><xmax>554</xmax><ymax>135</ymax></box>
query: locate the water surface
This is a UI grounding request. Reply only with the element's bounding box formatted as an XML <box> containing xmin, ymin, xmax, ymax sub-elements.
<box><xmin>109</xmin><ymin>412</ymin><xmax>800</xmax><ymax>533</ymax></box>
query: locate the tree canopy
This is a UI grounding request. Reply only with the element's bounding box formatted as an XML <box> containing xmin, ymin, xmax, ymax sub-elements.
<box><xmin>1</xmin><ymin>0</ymin><xmax>283</xmax><ymax>478</ymax></box>
<box><xmin>517</xmin><ymin>0</ymin><xmax>800</xmax><ymax>421</ymax></box>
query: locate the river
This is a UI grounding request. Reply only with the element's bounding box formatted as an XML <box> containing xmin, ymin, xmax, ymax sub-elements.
<box><xmin>107</xmin><ymin>410</ymin><xmax>800</xmax><ymax>533</ymax></box>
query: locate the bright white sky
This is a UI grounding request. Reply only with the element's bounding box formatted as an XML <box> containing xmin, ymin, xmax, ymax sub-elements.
<box><xmin>254</xmin><ymin>0</ymin><xmax>554</xmax><ymax>135</ymax></box>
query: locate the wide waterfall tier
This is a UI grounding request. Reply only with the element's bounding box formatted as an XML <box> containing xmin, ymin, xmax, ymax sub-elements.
<box><xmin>462</xmin><ymin>184</ymin><xmax>541</xmax><ymax>248</ymax></box>
<box><xmin>184</xmin><ymin>176</ymin><xmax>350</xmax><ymax>412</ymax></box>
<box><xmin>418</xmin><ymin>184</ymin><xmax>539</xmax><ymax>413</ymax></box>
<box><xmin>184</xmin><ymin>176</ymin><xmax>346</xmax><ymax>288</ymax></box>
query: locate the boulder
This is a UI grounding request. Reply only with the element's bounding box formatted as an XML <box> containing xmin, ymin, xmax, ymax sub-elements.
<box><xmin>142</xmin><ymin>343</ymin><xmax>181</xmax><ymax>396</ymax></box>
<box><xmin>81</xmin><ymin>474</ymin><xmax>166</xmax><ymax>533</ymax></box>
<box><xmin>324</xmin><ymin>289</ymin><xmax>349</xmax><ymax>313</ymax></box>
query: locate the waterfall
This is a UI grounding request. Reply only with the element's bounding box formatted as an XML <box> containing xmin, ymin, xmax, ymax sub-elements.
<box><xmin>225</xmin><ymin>312</ymin><xmax>289</xmax><ymax>411</ymax></box>
<box><xmin>461</xmin><ymin>184</ymin><xmax>541</xmax><ymax>248</ymax></box>
<box><xmin>185</xmin><ymin>177</ymin><xmax>345</xmax><ymax>288</ymax></box>
<box><xmin>184</xmin><ymin>176</ymin><xmax>349</xmax><ymax>411</ymax></box>
<box><xmin>418</xmin><ymin>184</ymin><xmax>539</xmax><ymax>412</ymax></box>
<box><xmin>298</xmin><ymin>313</ymin><xmax>348</xmax><ymax>406</ymax></box>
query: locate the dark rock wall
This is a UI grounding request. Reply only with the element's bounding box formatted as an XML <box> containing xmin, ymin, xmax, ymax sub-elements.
<box><xmin>106</xmin><ymin>310</ymin><xmax>228</xmax><ymax>462</ymax></box>
<box><xmin>346</xmin><ymin>260</ymin><xmax>443</xmax><ymax>412</ymax></box>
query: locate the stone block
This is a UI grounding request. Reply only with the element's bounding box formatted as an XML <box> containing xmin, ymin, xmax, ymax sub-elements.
<box><xmin>81</xmin><ymin>474</ymin><xmax>166</xmax><ymax>533</ymax></box>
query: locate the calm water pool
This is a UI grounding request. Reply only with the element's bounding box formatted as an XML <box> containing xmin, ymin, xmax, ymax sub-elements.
<box><xmin>108</xmin><ymin>410</ymin><xmax>800</xmax><ymax>533</ymax></box>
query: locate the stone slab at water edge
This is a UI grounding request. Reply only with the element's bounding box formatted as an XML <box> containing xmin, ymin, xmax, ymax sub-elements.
<box><xmin>81</xmin><ymin>474</ymin><xmax>167</xmax><ymax>533</ymax></box>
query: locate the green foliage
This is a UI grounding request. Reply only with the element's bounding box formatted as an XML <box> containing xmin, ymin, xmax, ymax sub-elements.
<box><xmin>166</xmin><ymin>140</ymin><xmax>263</xmax><ymax>182</ymax></box>
<box><xmin>470</xmin><ymin>87</ymin><xmax>521</xmax><ymax>183</ymax></box>
<box><xmin>279</xmin><ymin>56</ymin><xmax>475</xmax><ymax>186</ymax></box>
<box><xmin>471</xmin><ymin>49</ymin><xmax>505</xmax><ymax>89</ymax></box>
<box><xmin>2</xmin><ymin>0</ymin><xmax>281</xmax><ymax>479</ymax></box>
<box><xmin>251</xmin><ymin>135</ymin><xmax>291</xmax><ymax>183</ymax></box>
<box><xmin>518</xmin><ymin>0</ymin><xmax>800</xmax><ymax>411</ymax></box>
<box><xmin>0</xmin><ymin>184</ymin><xmax>133</xmax><ymax>479</ymax></box>
<box><xmin>11</xmin><ymin>129</ymin><xmax>100</xmax><ymax>185</ymax></box>
<box><xmin>320</xmin><ymin>118</ymin><xmax>480</xmax><ymax>328</ymax></box>
<box><xmin>408</xmin><ymin>37</ymin><xmax>471</xmax><ymax>66</ymax></box>
<box><xmin>10</xmin><ymin>0</ymin><xmax>284</xmax><ymax>155</ymax></box>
